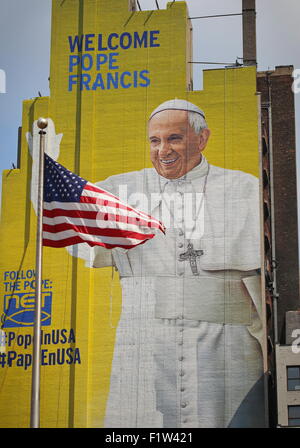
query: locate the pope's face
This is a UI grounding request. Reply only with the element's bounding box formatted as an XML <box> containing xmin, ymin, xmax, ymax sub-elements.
<box><xmin>148</xmin><ymin>110</ymin><xmax>210</xmax><ymax>179</ymax></box>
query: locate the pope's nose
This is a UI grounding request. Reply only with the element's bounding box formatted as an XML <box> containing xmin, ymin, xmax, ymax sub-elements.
<box><xmin>158</xmin><ymin>141</ymin><xmax>173</xmax><ymax>158</ymax></box>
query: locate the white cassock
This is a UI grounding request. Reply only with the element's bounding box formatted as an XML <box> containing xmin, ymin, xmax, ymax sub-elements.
<box><xmin>69</xmin><ymin>156</ymin><xmax>266</xmax><ymax>428</ymax></box>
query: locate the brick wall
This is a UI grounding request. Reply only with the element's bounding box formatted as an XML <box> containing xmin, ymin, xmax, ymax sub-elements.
<box><xmin>257</xmin><ymin>66</ymin><xmax>299</xmax><ymax>343</ymax></box>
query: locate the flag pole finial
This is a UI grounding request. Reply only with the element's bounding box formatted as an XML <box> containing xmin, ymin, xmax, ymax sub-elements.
<box><xmin>37</xmin><ymin>118</ymin><xmax>48</xmax><ymax>130</ymax></box>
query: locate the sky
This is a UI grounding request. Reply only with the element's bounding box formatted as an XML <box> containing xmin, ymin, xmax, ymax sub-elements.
<box><xmin>0</xmin><ymin>0</ymin><xmax>300</xmax><ymax>208</ymax></box>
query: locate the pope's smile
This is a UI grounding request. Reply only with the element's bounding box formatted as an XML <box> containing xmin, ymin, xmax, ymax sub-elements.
<box><xmin>160</xmin><ymin>157</ymin><xmax>179</xmax><ymax>166</ymax></box>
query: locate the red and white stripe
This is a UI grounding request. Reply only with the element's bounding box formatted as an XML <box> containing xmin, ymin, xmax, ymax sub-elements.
<box><xmin>43</xmin><ymin>182</ymin><xmax>165</xmax><ymax>249</ymax></box>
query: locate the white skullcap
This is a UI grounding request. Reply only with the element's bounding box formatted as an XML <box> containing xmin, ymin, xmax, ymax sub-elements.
<box><xmin>149</xmin><ymin>99</ymin><xmax>206</xmax><ymax>121</ymax></box>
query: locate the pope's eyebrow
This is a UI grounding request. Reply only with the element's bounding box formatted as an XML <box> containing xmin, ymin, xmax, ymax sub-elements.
<box><xmin>149</xmin><ymin>132</ymin><xmax>184</xmax><ymax>141</ymax></box>
<box><xmin>168</xmin><ymin>133</ymin><xmax>183</xmax><ymax>139</ymax></box>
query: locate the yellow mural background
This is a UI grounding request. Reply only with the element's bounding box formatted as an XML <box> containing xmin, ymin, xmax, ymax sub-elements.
<box><xmin>0</xmin><ymin>0</ymin><xmax>261</xmax><ymax>428</ymax></box>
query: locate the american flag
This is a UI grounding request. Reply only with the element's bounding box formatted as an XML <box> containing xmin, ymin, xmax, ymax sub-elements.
<box><xmin>43</xmin><ymin>155</ymin><xmax>165</xmax><ymax>249</ymax></box>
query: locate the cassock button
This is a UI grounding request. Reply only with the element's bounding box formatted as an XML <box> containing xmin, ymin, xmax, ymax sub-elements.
<box><xmin>178</xmin><ymin>243</ymin><xmax>184</xmax><ymax>248</ymax></box>
<box><xmin>178</xmin><ymin>230</ymin><xmax>184</xmax><ymax>236</ymax></box>
<box><xmin>179</xmin><ymin>370</ymin><xmax>185</xmax><ymax>377</ymax></box>
<box><xmin>181</xmin><ymin>402</ymin><xmax>188</xmax><ymax>408</ymax></box>
<box><xmin>178</xmin><ymin>356</ymin><xmax>184</xmax><ymax>361</ymax></box>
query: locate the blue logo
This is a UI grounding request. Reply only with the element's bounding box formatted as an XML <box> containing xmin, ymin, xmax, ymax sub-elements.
<box><xmin>1</xmin><ymin>292</ymin><xmax>52</xmax><ymax>328</ymax></box>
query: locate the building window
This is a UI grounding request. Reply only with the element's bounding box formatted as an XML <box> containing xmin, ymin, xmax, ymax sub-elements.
<box><xmin>288</xmin><ymin>406</ymin><xmax>300</xmax><ymax>427</ymax></box>
<box><xmin>287</xmin><ymin>366</ymin><xmax>300</xmax><ymax>391</ymax></box>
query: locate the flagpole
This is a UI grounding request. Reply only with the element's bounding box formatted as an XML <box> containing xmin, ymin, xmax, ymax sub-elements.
<box><xmin>30</xmin><ymin>118</ymin><xmax>48</xmax><ymax>429</ymax></box>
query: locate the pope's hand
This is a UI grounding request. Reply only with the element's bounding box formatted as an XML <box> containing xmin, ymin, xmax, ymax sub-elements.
<box><xmin>25</xmin><ymin>119</ymin><xmax>108</xmax><ymax>266</ymax></box>
<box><xmin>26</xmin><ymin>119</ymin><xmax>63</xmax><ymax>214</ymax></box>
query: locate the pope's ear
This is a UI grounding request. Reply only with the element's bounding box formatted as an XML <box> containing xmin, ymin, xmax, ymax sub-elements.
<box><xmin>199</xmin><ymin>128</ymin><xmax>211</xmax><ymax>151</ymax></box>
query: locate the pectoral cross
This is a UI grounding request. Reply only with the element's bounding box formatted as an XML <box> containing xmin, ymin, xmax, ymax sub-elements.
<box><xmin>179</xmin><ymin>243</ymin><xmax>204</xmax><ymax>276</ymax></box>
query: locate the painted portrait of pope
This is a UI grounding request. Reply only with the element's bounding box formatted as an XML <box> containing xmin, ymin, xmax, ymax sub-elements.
<box><xmin>29</xmin><ymin>99</ymin><xmax>265</xmax><ymax>428</ymax></box>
